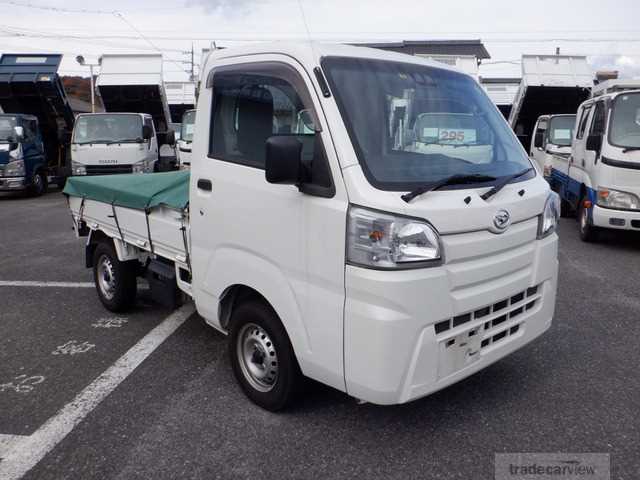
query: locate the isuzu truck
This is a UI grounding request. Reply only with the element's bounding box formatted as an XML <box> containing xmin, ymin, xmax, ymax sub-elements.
<box><xmin>64</xmin><ymin>43</ymin><xmax>559</xmax><ymax>411</ymax></box>
<box><xmin>70</xmin><ymin>113</ymin><xmax>160</xmax><ymax>176</ymax></box>
<box><xmin>548</xmin><ymin>79</ymin><xmax>640</xmax><ymax>241</ymax></box>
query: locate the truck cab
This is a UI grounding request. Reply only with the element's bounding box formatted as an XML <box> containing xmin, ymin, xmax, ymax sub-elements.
<box><xmin>530</xmin><ymin>114</ymin><xmax>575</xmax><ymax>178</ymax></box>
<box><xmin>553</xmin><ymin>80</ymin><xmax>640</xmax><ymax>241</ymax></box>
<box><xmin>70</xmin><ymin>113</ymin><xmax>158</xmax><ymax>175</ymax></box>
<box><xmin>0</xmin><ymin>53</ymin><xmax>74</xmax><ymax>194</ymax></box>
<box><xmin>177</xmin><ymin>109</ymin><xmax>195</xmax><ymax>168</ymax></box>
<box><xmin>0</xmin><ymin>114</ymin><xmax>47</xmax><ymax>194</ymax></box>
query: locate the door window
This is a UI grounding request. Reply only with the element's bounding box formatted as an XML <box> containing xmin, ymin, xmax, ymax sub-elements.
<box><xmin>590</xmin><ymin>102</ymin><xmax>606</xmax><ymax>136</ymax></box>
<box><xmin>209</xmin><ymin>63</ymin><xmax>318</xmax><ymax>169</ymax></box>
<box><xmin>208</xmin><ymin>62</ymin><xmax>333</xmax><ymax>194</ymax></box>
<box><xmin>577</xmin><ymin>105</ymin><xmax>593</xmax><ymax>139</ymax></box>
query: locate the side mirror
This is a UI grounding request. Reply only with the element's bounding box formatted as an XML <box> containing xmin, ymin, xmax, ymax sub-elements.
<box><xmin>142</xmin><ymin>125</ymin><xmax>153</xmax><ymax>140</ymax></box>
<box><xmin>534</xmin><ymin>131</ymin><xmax>544</xmax><ymax>149</ymax></box>
<box><xmin>586</xmin><ymin>134</ymin><xmax>602</xmax><ymax>153</ymax></box>
<box><xmin>13</xmin><ymin>126</ymin><xmax>24</xmax><ymax>139</ymax></box>
<box><xmin>166</xmin><ymin>130</ymin><xmax>176</xmax><ymax>146</ymax></box>
<box><xmin>265</xmin><ymin>136</ymin><xmax>302</xmax><ymax>185</ymax></box>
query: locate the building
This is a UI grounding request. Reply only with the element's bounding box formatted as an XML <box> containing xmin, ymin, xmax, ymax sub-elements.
<box><xmin>354</xmin><ymin>40</ymin><xmax>491</xmax><ymax>78</ymax></box>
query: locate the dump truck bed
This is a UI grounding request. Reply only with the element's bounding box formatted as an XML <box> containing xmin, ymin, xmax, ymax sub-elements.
<box><xmin>64</xmin><ymin>171</ymin><xmax>190</xmax><ymax>267</ymax></box>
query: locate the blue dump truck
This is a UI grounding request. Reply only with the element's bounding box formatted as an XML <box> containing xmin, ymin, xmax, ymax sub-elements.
<box><xmin>0</xmin><ymin>54</ymin><xmax>74</xmax><ymax>195</ymax></box>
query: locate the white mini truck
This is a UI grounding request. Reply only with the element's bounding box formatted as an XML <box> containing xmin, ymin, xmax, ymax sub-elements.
<box><xmin>65</xmin><ymin>43</ymin><xmax>559</xmax><ymax>411</ymax></box>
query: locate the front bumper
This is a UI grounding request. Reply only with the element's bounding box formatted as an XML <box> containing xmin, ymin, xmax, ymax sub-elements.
<box><xmin>592</xmin><ymin>205</ymin><xmax>640</xmax><ymax>230</ymax></box>
<box><xmin>344</xmin><ymin>230</ymin><xmax>558</xmax><ymax>405</ymax></box>
<box><xmin>0</xmin><ymin>176</ymin><xmax>26</xmax><ymax>191</ymax></box>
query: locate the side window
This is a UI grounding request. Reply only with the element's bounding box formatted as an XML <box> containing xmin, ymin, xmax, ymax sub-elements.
<box><xmin>577</xmin><ymin>105</ymin><xmax>592</xmax><ymax>139</ymax></box>
<box><xmin>590</xmin><ymin>102</ymin><xmax>606</xmax><ymax>136</ymax></box>
<box><xmin>21</xmin><ymin>120</ymin><xmax>35</xmax><ymax>141</ymax></box>
<box><xmin>208</xmin><ymin>62</ymin><xmax>334</xmax><ymax>196</ymax></box>
<box><xmin>533</xmin><ymin>119</ymin><xmax>547</xmax><ymax>148</ymax></box>
<box><xmin>144</xmin><ymin>117</ymin><xmax>154</xmax><ymax>132</ymax></box>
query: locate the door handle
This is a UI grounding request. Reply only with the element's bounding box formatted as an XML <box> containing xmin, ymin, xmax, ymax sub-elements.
<box><xmin>197</xmin><ymin>179</ymin><xmax>212</xmax><ymax>191</ymax></box>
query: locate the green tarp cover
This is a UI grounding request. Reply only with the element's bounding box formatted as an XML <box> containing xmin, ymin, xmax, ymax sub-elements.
<box><xmin>63</xmin><ymin>171</ymin><xmax>190</xmax><ymax>211</ymax></box>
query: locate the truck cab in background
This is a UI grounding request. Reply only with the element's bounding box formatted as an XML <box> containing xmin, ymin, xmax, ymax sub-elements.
<box><xmin>70</xmin><ymin>113</ymin><xmax>159</xmax><ymax>176</ymax></box>
<box><xmin>0</xmin><ymin>114</ymin><xmax>47</xmax><ymax>195</ymax></box>
<box><xmin>530</xmin><ymin>114</ymin><xmax>575</xmax><ymax>178</ymax></box>
<box><xmin>550</xmin><ymin>80</ymin><xmax>640</xmax><ymax>241</ymax></box>
<box><xmin>177</xmin><ymin>109</ymin><xmax>195</xmax><ymax>168</ymax></box>
<box><xmin>0</xmin><ymin>53</ymin><xmax>74</xmax><ymax>194</ymax></box>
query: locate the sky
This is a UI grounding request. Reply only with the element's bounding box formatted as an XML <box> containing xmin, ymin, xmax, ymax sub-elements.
<box><xmin>0</xmin><ymin>0</ymin><xmax>639</xmax><ymax>81</ymax></box>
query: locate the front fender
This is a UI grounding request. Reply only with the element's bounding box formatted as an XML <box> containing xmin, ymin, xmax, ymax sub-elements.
<box><xmin>198</xmin><ymin>247</ymin><xmax>312</xmax><ymax>364</ymax></box>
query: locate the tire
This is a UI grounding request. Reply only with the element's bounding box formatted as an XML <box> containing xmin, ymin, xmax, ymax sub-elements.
<box><xmin>578</xmin><ymin>197</ymin><xmax>599</xmax><ymax>242</ymax></box>
<box><xmin>560</xmin><ymin>198</ymin><xmax>573</xmax><ymax>218</ymax></box>
<box><xmin>228</xmin><ymin>300</ymin><xmax>301</xmax><ymax>411</ymax></box>
<box><xmin>29</xmin><ymin>170</ymin><xmax>47</xmax><ymax>197</ymax></box>
<box><xmin>92</xmin><ymin>241</ymin><xmax>137</xmax><ymax>312</ymax></box>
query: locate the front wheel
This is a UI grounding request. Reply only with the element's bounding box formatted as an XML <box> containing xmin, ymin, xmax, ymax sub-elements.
<box><xmin>229</xmin><ymin>300</ymin><xmax>301</xmax><ymax>411</ymax></box>
<box><xmin>29</xmin><ymin>170</ymin><xmax>47</xmax><ymax>197</ymax></box>
<box><xmin>93</xmin><ymin>241</ymin><xmax>138</xmax><ymax>312</ymax></box>
<box><xmin>578</xmin><ymin>199</ymin><xmax>599</xmax><ymax>242</ymax></box>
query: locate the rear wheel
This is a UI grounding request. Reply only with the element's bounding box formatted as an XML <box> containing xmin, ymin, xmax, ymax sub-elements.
<box><xmin>578</xmin><ymin>198</ymin><xmax>599</xmax><ymax>242</ymax></box>
<box><xmin>229</xmin><ymin>300</ymin><xmax>301</xmax><ymax>411</ymax></box>
<box><xmin>92</xmin><ymin>242</ymin><xmax>137</xmax><ymax>312</ymax></box>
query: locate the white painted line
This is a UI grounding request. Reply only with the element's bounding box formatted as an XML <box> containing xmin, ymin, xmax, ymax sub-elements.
<box><xmin>0</xmin><ymin>303</ymin><xmax>195</xmax><ymax>479</ymax></box>
<box><xmin>0</xmin><ymin>435</ymin><xmax>27</xmax><ymax>460</ymax></box>
<box><xmin>0</xmin><ymin>281</ymin><xmax>94</xmax><ymax>288</ymax></box>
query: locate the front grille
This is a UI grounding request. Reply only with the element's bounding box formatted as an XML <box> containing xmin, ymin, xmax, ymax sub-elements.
<box><xmin>85</xmin><ymin>164</ymin><xmax>133</xmax><ymax>175</ymax></box>
<box><xmin>435</xmin><ymin>284</ymin><xmax>543</xmax><ymax>379</ymax></box>
<box><xmin>434</xmin><ymin>284</ymin><xmax>541</xmax><ymax>336</ymax></box>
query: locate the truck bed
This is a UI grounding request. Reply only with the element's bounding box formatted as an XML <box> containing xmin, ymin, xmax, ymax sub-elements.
<box><xmin>64</xmin><ymin>171</ymin><xmax>190</xmax><ymax>268</ymax></box>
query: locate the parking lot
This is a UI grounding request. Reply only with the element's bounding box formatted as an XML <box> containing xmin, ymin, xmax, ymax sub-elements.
<box><xmin>0</xmin><ymin>189</ymin><xmax>638</xmax><ymax>480</ymax></box>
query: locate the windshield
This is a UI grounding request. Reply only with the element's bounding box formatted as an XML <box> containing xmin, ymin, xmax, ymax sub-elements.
<box><xmin>0</xmin><ymin>116</ymin><xmax>18</xmax><ymax>143</ymax></box>
<box><xmin>322</xmin><ymin>57</ymin><xmax>533</xmax><ymax>190</ymax></box>
<box><xmin>73</xmin><ymin>114</ymin><xmax>143</xmax><ymax>144</ymax></box>
<box><xmin>180</xmin><ymin>111</ymin><xmax>196</xmax><ymax>142</ymax></box>
<box><xmin>610</xmin><ymin>92</ymin><xmax>640</xmax><ymax>149</ymax></box>
<box><xmin>548</xmin><ymin>115</ymin><xmax>575</xmax><ymax>146</ymax></box>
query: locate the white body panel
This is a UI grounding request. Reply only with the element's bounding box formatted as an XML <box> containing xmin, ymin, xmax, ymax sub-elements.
<box><xmin>70</xmin><ymin>42</ymin><xmax>559</xmax><ymax>405</ymax></box>
<box><xmin>165</xmin><ymin>81</ymin><xmax>196</xmax><ymax>107</ymax></box>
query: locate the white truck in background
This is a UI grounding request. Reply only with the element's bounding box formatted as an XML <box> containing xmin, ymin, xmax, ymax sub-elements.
<box><xmin>96</xmin><ymin>54</ymin><xmax>176</xmax><ymax>171</ymax></box>
<box><xmin>177</xmin><ymin>109</ymin><xmax>195</xmax><ymax>168</ymax></box>
<box><xmin>66</xmin><ymin>42</ymin><xmax>559</xmax><ymax>411</ymax></box>
<box><xmin>549</xmin><ymin>79</ymin><xmax>640</xmax><ymax>241</ymax></box>
<box><xmin>529</xmin><ymin>114</ymin><xmax>576</xmax><ymax>178</ymax></box>
<box><xmin>508</xmin><ymin>54</ymin><xmax>592</xmax><ymax>149</ymax></box>
<box><xmin>70</xmin><ymin>113</ymin><xmax>159</xmax><ymax>176</ymax></box>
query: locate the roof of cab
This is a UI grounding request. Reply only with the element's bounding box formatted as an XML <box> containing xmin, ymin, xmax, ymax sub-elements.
<box><xmin>204</xmin><ymin>41</ymin><xmax>465</xmax><ymax>76</ymax></box>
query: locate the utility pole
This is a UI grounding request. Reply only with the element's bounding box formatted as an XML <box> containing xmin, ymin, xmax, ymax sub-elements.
<box><xmin>182</xmin><ymin>44</ymin><xmax>196</xmax><ymax>82</ymax></box>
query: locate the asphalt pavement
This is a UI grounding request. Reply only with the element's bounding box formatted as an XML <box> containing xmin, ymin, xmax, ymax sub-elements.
<box><xmin>0</xmin><ymin>189</ymin><xmax>639</xmax><ymax>479</ymax></box>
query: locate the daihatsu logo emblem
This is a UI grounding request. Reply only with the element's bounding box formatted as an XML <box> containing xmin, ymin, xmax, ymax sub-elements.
<box><xmin>491</xmin><ymin>210</ymin><xmax>511</xmax><ymax>233</ymax></box>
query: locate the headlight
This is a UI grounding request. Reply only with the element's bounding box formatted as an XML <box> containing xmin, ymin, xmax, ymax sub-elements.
<box><xmin>4</xmin><ymin>159</ymin><xmax>25</xmax><ymax>176</ymax></box>
<box><xmin>347</xmin><ymin>206</ymin><xmax>441</xmax><ymax>269</ymax></box>
<box><xmin>538</xmin><ymin>192</ymin><xmax>560</xmax><ymax>239</ymax></box>
<box><xmin>597</xmin><ymin>187</ymin><xmax>640</xmax><ymax>210</ymax></box>
<box><xmin>71</xmin><ymin>161</ymin><xmax>86</xmax><ymax>176</ymax></box>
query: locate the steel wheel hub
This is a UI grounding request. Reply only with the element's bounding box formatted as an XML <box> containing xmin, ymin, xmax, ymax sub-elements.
<box><xmin>236</xmin><ymin>323</ymin><xmax>278</xmax><ymax>392</ymax></box>
<box><xmin>97</xmin><ymin>255</ymin><xmax>116</xmax><ymax>300</ymax></box>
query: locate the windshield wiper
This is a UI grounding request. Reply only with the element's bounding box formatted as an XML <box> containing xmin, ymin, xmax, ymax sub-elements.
<box><xmin>480</xmin><ymin>167</ymin><xmax>533</xmax><ymax>201</ymax></box>
<box><xmin>622</xmin><ymin>146</ymin><xmax>640</xmax><ymax>153</ymax></box>
<box><xmin>105</xmin><ymin>139</ymin><xmax>141</xmax><ymax>144</ymax></box>
<box><xmin>401</xmin><ymin>173</ymin><xmax>497</xmax><ymax>203</ymax></box>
